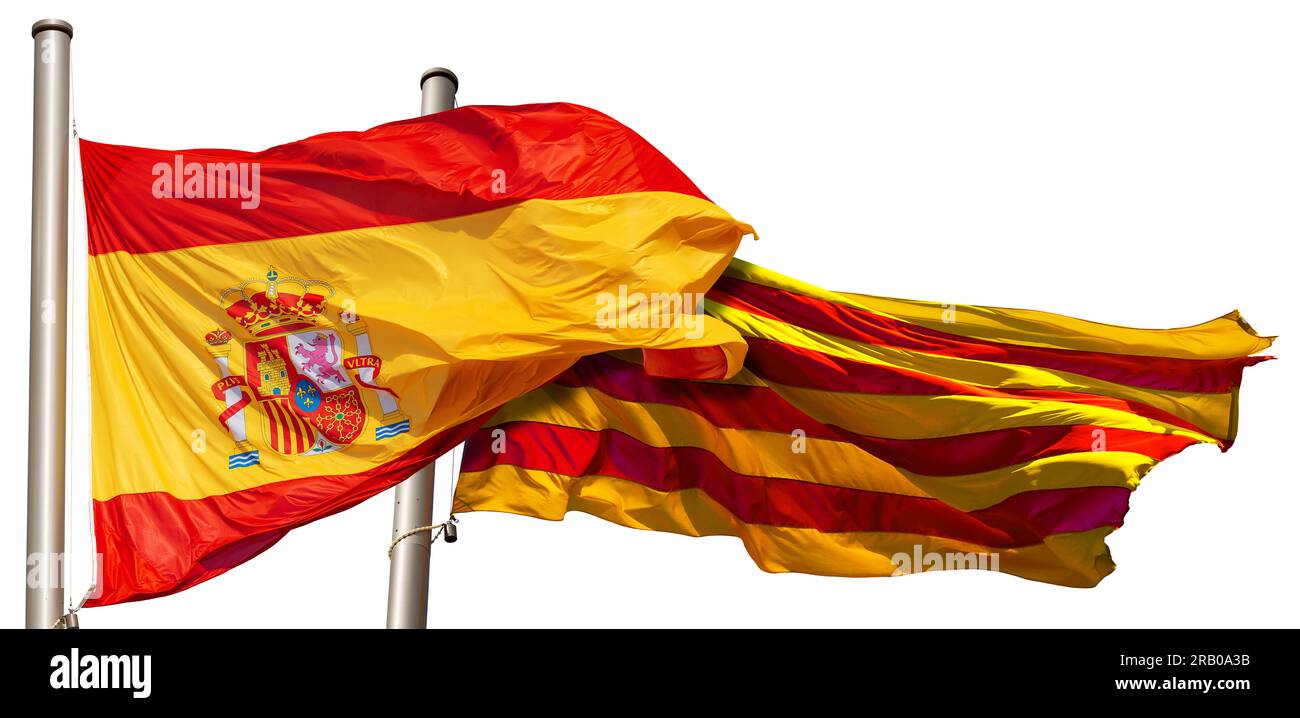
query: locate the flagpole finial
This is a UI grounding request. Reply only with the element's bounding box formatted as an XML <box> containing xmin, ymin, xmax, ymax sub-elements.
<box><xmin>32</xmin><ymin>19</ymin><xmax>73</xmax><ymax>38</ymax></box>
<box><xmin>420</xmin><ymin>67</ymin><xmax>458</xmax><ymax>92</ymax></box>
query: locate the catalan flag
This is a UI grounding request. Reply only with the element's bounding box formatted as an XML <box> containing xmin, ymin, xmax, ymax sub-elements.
<box><xmin>455</xmin><ymin>259</ymin><xmax>1273</xmax><ymax>587</ymax></box>
<box><xmin>81</xmin><ymin>103</ymin><xmax>752</xmax><ymax>605</ymax></box>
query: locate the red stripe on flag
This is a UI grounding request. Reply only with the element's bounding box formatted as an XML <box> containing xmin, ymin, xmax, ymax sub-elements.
<box><xmin>275</xmin><ymin>402</ymin><xmax>291</xmax><ymax>453</ymax></box>
<box><xmin>88</xmin><ymin>415</ymin><xmax>488</xmax><ymax>606</ymax></box>
<box><xmin>709</xmin><ymin>276</ymin><xmax>1266</xmax><ymax>394</ymax></box>
<box><xmin>461</xmin><ymin>421</ymin><xmax>1133</xmax><ymax>547</ymax></box>
<box><xmin>79</xmin><ymin>103</ymin><xmax>708</xmax><ymax>256</ymax></box>
<box><xmin>552</xmin><ymin>354</ymin><xmax>1200</xmax><ymax>474</ymax></box>
<box><xmin>265</xmin><ymin>402</ymin><xmax>282</xmax><ymax>453</ymax></box>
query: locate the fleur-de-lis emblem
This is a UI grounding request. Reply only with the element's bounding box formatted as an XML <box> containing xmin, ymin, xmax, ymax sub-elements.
<box><xmin>295</xmin><ymin>382</ymin><xmax>319</xmax><ymax>410</ymax></box>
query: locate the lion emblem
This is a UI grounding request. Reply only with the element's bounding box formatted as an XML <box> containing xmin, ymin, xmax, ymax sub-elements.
<box><xmin>294</xmin><ymin>332</ymin><xmax>348</xmax><ymax>385</ymax></box>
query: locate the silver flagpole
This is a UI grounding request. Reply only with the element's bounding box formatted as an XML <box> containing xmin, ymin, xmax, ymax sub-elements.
<box><xmin>26</xmin><ymin>18</ymin><xmax>73</xmax><ymax>629</ymax></box>
<box><xmin>385</xmin><ymin>67</ymin><xmax>458</xmax><ymax>629</ymax></box>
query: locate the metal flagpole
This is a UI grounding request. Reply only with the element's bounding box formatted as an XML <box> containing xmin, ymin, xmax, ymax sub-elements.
<box><xmin>385</xmin><ymin>67</ymin><xmax>458</xmax><ymax>629</ymax></box>
<box><xmin>26</xmin><ymin>18</ymin><xmax>73</xmax><ymax>629</ymax></box>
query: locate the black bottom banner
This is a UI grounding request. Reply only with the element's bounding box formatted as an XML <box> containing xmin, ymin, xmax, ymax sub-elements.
<box><xmin>0</xmin><ymin>628</ymin><xmax>1290</xmax><ymax>706</ymax></box>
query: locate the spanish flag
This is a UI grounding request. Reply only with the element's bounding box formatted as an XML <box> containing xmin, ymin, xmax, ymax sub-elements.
<box><xmin>455</xmin><ymin>259</ymin><xmax>1272</xmax><ymax>587</ymax></box>
<box><xmin>81</xmin><ymin>103</ymin><xmax>752</xmax><ymax>605</ymax></box>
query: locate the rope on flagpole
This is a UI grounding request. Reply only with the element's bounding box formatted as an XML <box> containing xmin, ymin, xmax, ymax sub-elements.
<box><xmin>386</xmin><ymin>443</ymin><xmax>465</xmax><ymax>558</ymax></box>
<box><xmin>65</xmin><ymin>47</ymin><xmax>96</xmax><ymax>626</ymax></box>
<box><xmin>65</xmin><ymin>49</ymin><xmax>79</xmax><ymax>620</ymax></box>
<box><xmin>386</xmin><ymin>515</ymin><xmax>458</xmax><ymax>559</ymax></box>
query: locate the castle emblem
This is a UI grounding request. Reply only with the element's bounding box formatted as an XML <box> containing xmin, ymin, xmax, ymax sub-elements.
<box><xmin>204</xmin><ymin>267</ymin><xmax>407</xmax><ymax>469</ymax></box>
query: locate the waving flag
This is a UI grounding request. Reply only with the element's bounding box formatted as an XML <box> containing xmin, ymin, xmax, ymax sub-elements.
<box><xmin>82</xmin><ymin>104</ymin><xmax>752</xmax><ymax>605</ymax></box>
<box><xmin>455</xmin><ymin>260</ymin><xmax>1272</xmax><ymax>587</ymax></box>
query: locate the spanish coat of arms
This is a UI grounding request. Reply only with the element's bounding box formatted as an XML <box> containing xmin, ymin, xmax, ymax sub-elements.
<box><xmin>203</xmin><ymin>268</ymin><xmax>408</xmax><ymax>469</ymax></box>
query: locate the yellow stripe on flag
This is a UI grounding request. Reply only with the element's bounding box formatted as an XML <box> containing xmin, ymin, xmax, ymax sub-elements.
<box><xmin>91</xmin><ymin>192</ymin><xmax>748</xmax><ymax>501</ymax></box>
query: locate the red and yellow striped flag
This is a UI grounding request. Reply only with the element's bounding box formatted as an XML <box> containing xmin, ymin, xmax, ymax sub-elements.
<box><xmin>82</xmin><ymin>103</ymin><xmax>752</xmax><ymax>605</ymax></box>
<box><xmin>455</xmin><ymin>259</ymin><xmax>1272</xmax><ymax>587</ymax></box>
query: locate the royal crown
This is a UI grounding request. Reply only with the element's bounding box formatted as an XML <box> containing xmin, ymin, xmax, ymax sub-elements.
<box><xmin>204</xmin><ymin>328</ymin><xmax>232</xmax><ymax>346</ymax></box>
<box><xmin>221</xmin><ymin>267</ymin><xmax>335</xmax><ymax>337</ymax></box>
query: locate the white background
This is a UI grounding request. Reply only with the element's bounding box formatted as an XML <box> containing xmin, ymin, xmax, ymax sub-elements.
<box><xmin>2</xmin><ymin>1</ymin><xmax>1296</xmax><ymax>628</ymax></box>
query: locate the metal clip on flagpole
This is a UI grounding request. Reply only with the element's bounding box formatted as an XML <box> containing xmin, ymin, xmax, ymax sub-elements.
<box><xmin>27</xmin><ymin>18</ymin><xmax>73</xmax><ymax>630</ymax></box>
<box><xmin>385</xmin><ymin>67</ymin><xmax>459</xmax><ymax>630</ymax></box>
